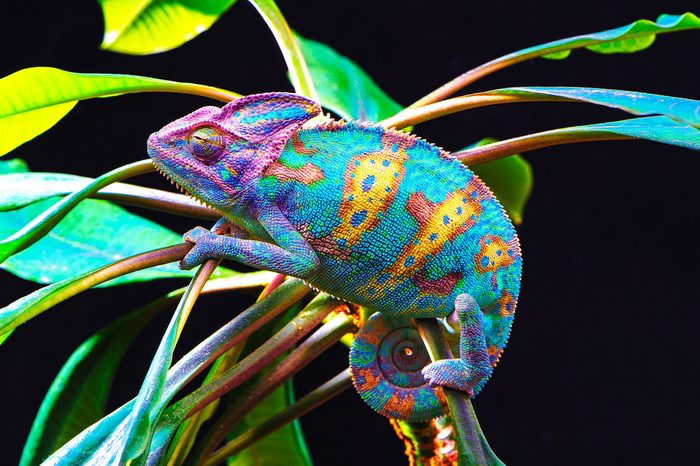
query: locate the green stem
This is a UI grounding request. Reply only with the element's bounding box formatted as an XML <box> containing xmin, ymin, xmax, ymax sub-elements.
<box><xmin>454</xmin><ymin>128</ymin><xmax>632</xmax><ymax>165</ymax></box>
<box><xmin>0</xmin><ymin>243</ymin><xmax>191</xmax><ymax>336</ymax></box>
<box><xmin>205</xmin><ymin>368</ymin><xmax>352</xmax><ymax>466</ymax></box>
<box><xmin>406</xmin><ymin>21</ymin><xmax>697</xmax><ymax>108</ymax></box>
<box><xmin>188</xmin><ymin>312</ymin><xmax>356</xmax><ymax>466</ymax></box>
<box><xmin>162</xmin><ymin>279</ymin><xmax>312</xmax><ymax>402</ymax></box>
<box><xmin>94</xmin><ymin>185</ymin><xmax>220</xmax><ymax>220</ymax></box>
<box><xmin>158</xmin><ymin>83</ymin><xmax>241</xmax><ymax>102</ymax></box>
<box><xmin>165</xmin><ymin>272</ymin><xmax>288</xmax><ymax>464</ymax></box>
<box><xmin>121</xmin><ymin>258</ymin><xmax>222</xmax><ymax>463</ymax></box>
<box><xmin>0</xmin><ymin>159</ymin><xmax>155</xmax><ymax>262</ymax></box>
<box><xmin>248</xmin><ymin>0</ymin><xmax>318</xmax><ymax>101</ymax></box>
<box><xmin>380</xmin><ymin>93</ymin><xmax>565</xmax><ymax>130</ymax></box>
<box><xmin>415</xmin><ymin>319</ymin><xmax>504</xmax><ymax>466</ymax></box>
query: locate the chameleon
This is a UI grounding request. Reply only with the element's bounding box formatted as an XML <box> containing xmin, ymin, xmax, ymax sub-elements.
<box><xmin>147</xmin><ymin>92</ymin><xmax>522</xmax><ymax>422</ymax></box>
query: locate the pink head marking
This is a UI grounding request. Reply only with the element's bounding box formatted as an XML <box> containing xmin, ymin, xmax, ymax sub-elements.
<box><xmin>147</xmin><ymin>92</ymin><xmax>321</xmax><ymax>210</ymax></box>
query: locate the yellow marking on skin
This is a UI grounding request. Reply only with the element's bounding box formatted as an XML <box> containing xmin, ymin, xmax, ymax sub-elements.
<box><xmin>475</xmin><ymin>235</ymin><xmax>515</xmax><ymax>274</ymax></box>
<box><xmin>367</xmin><ymin>179</ymin><xmax>483</xmax><ymax>294</ymax></box>
<box><xmin>333</xmin><ymin>134</ymin><xmax>410</xmax><ymax>248</ymax></box>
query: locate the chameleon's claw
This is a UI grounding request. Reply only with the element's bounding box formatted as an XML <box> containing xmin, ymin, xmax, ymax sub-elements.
<box><xmin>181</xmin><ymin>227</ymin><xmax>219</xmax><ymax>269</ymax></box>
<box><xmin>183</xmin><ymin>226</ymin><xmax>212</xmax><ymax>243</ymax></box>
<box><xmin>422</xmin><ymin>359</ymin><xmax>475</xmax><ymax>396</ymax></box>
<box><xmin>438</xmin><ymin>315</ymin><xmax>456</xmax><ymax>334</ymax></box>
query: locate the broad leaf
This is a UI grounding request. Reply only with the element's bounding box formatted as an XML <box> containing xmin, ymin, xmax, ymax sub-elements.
<box><xmin>296</xmin><ymin>34</ymin><xmax>403</xmax><ymax>121</ymax></box>
<box><xmin>0</xmin><ymin>67</ymin><xmax>237</xmax><ymax>156</ymax></box>
<box><xmin>227</xmin><ymin>380</ymin><xmax>312</xmax><ymax>466</ymax></box>
<box><xmin>0</xmin><ymin>197</ymin><xmax>203</xmax><ymax>285</ymax></box>
<box><xmin>520</xmin><ymin>12</ymin><xmax>700</xmax><ymax>61</ymax></box>
<box><xmin>20</xmin><ymin>305</ymin><xmax>159</xmax><ymax>466</ymax></box>
<box><xmin>98</xmin><ymin>0</ymin><xmax>238</xmax><ymax>55</ymax></box>
<box><xmin>561</xmin><ymin>116</ymin><xmax>700</xmax><ymax>150</ymax></box>
<box><xmin>0</xmin><ymin>158</ymin><xmax>28</xmax><ymax>174</ymax></box>
<box><xmin>493</xmin><ymin>87</ymin><xmax>700</xmax><ymax>128</ymax></box>
<box><xmin>467</xmin><ymin>140</ymin><xmax>532</xmax><ymax>225</ymax></box>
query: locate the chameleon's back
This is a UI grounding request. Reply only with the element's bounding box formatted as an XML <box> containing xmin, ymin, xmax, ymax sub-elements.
<box><xmin>260</xmin><ymin>119</ymin><xmax>522</xmax><ymax>369</ymax></box>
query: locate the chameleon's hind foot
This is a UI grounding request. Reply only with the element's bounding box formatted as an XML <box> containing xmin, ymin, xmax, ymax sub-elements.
<box><xmin>421</xmin><ymin>293</ymin><xmax>492</xmax><ymax>396</ymax></box>
<box><xmin>422</xmin><ymin>359</ymin><xmax>475</xmax><ymax>395</ymax></box>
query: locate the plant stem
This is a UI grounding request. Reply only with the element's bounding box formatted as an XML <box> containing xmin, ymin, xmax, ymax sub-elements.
<box><xmin>165</xmin><ymin>272</ymin><xmax>288</xmax><ymax>464</ymax></box>
<box><xmin>94</xmin><ymin>185</ymin><xmax>220</xmax><ymax>220</ymax></box>
<box><xmin>0</xmin><ymin>159</ymin><xmax>155</xmax><ymax>262</ymax></box>
<box><xmin>164</xmin><ymin>83</ymin><xmax>241</xmax><ymax>102</ymax></box>
<box><xmin>187</xmin><ymin>312</ymin><xmax>356</xmax><ymax>466</ymax></box>
<box><xmin>0</xmin><ymin>243</ymin><xmax>191</xmax><ymax>335</ymax></box>
<box><xmin>205</xmin><ymin>368</ymin><xmax>353</xmax><ymax>465</ymax></box>
<box><xmin>175</xmin><ymin>295</ymin><xmax>341</xmax><ymax>421</ymax></box>
<box><xmin>162</xmin><ymin>279</ymin><xmax>312</xmax><ymax>401</ymax></box>
<box><xmin>247</xmin><ymin>0</ymin><xmax>318</xmax><ymax>101</ymax></box>
<box><xmin>121</xmin><ymin>258</ymin><xmax>222</xmax><ymax>463</ymax></box>
<box><xmin>380</xmin><ymin>93</ymin><xmax>566</xmax><ymax>130</ymax></box>
<box><xmin>405</xmin><ymin>21</ymin><xmax>696</xmax><ymax>108</ymax></box>
<box><xmin>415</xmin><ymin>319</ymin><xmax>504</xmax><ymax>466</ymax></box>
<box><xmin>454</xmin><ymin>128</ymin><xmax>632</xmax><ymax>165</ymax></box>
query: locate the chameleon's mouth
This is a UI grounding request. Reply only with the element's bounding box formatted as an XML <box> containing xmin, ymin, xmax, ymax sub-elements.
<box><xmin>150</xmin><ymin>160</ymin><xmax>217</xmax><ymax>211</ymax></box>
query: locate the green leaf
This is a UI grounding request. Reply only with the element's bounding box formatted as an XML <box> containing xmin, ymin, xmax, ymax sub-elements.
<box><xmin>0</xmin><ymin>197</ymin><xmax>199</xmax><ymax>285</ymax></box>
<box><xmin>493</xmin><ymin>86</ymin><xmax>700</xmax><ymax>129</ymax></box>
<box><xmin>0</xmin><ymin>158</ymin><xmax>28</xmax><ymax>174</ymax></box>
<box><xmin>467</xmin><ymin>139</ymin><xmax>532</xmax><ymax>225</ymax></box>
<box><xmin>0</xmin><ymin>67</ymin><xmax>238</xmax><ymax>156</ymax></box>
<box><xmin>227</xmin><ymin>380</ymin><xmax>311</xmax><ymax>466</ymax></box>
<box><xmin>120</xmin><ymin>264</ymin><xmax>218</xmax><ymax>464</ymax></box>
<box><xmin>222</xmin><ymin>381</ymin><xmax>308</xmax><ymax>466</ymax></box>
<box><xmin>98</xmin><ymin>0</ymin><xmax>238</xmax><ymax>55</ymax></box>
<box><xmin>561</xmin><ymin>116</ymin><xmax>700</xmax><ymax>150</ymax></box>
<box><xmin>249</xmin><ymin>0</ymin><xmax>318</xmax><ymax>100</ymax></box>
<box><xmin>0</xmin><ymin>172</ymin><xmax>117</xmax><ymax>212</ymax></box>
<box><xmin>19</xmin><ymin>305</ymin><xmax>158</xmax><ymax>466</ymax></box>
<box><xmin>296</xmin><ymin>34</ymin><xmax>403</xmax><ymax>121</ymax></box>
<box><xmin>524</xmin><ymin>12</ymin><xmax>700</xmax><ymax>61</ymax></box>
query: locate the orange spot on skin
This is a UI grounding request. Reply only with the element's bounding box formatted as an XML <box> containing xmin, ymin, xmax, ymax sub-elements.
<box><xmin>496</xmin><ymin>290</ymin><xmax>516</xmax><ymax>318</ymax></box>
<box><xmin>291</xmin><ymin>133</ymin><xmax>317</xmax><ymax>155</ymax></box>
<box><xmin>413</xmin><ymin>270</ymin><xmax>462</xmax><ymax>296</ymax></box>
<box><xmin>355</xmin><ymin>367</ymin><xmax>382</xmax><ymax>392</ymax></box>
<box><xmin>487</xmin><ymin>345</ymin><xmax>502</xmax><ymax>358</ymax></box>
<box><xmin>265</xmin><ymin>161</ymin><xmax>324</xmax><ymax>185</ymax></box>
<box><xmin>475</xmin><ymin>235</ymin><xmax>519</xmax><ymax>289</ymax></box>
<box><xmin>383</xmin><ymin>392</ymin><xmax>416</xmax><ymax>419</ymax></box>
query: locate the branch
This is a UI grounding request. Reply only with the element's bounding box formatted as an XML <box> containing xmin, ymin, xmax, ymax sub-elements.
<box><xmin>415</xmin><ymin>319</ymin><xmax>504</xmax><ymax>466</ymax></box>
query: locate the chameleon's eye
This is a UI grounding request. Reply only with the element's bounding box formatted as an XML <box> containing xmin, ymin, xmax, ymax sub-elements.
<box><xmin>189</xmin><ymin>126</ymin><xmax>224</xmax><ymax>163</ymax></box>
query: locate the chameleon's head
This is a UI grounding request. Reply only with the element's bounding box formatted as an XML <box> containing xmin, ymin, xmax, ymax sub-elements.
<box><xmin>147</xmin><ymin>92</ymin><xmax>320</xmax><ymax>210</ymax></box>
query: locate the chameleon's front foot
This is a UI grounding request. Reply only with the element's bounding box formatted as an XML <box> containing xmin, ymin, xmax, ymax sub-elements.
<box><xmin>421</xmin><ymin>293</ymin><xmax>492</xmax><ymax>396</ymax></box>
<box><xmin>181</xmin><ymin>226</ymin><xmax>220</xmax><ymax>269</ymax></box>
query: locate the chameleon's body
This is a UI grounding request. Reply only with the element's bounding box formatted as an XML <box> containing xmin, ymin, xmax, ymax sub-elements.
<box><xmin>147</xmin><ymin>93</ymin><xmax>522</xmax><ymax>422</ymax></box>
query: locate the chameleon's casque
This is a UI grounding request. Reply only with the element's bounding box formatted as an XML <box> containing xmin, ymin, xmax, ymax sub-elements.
<box><xmin>148</xmin><ymin>92</ymin><xmax>522</xmax><ymax>421</ymax></box>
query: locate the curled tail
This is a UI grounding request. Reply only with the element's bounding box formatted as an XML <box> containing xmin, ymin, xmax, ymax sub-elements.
<box><xmin>349</xmin><ymin>313</ymin><xmax>448</xmax><ymax>422</ymax></box>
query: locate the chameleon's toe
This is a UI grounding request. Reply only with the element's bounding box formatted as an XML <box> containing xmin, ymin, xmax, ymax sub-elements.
<box><xmin>422</xmin><ymin>359</ymin><xmax>475</xmax><ymax>396</ymax></box>
<box><xmin>180</xmin><ymin>228</ymin><xmax>219</xmax><ymax>269</ymax></box>
<box><xmin>183</xmin><ymin>226</ymin><xmax>213</xmax><ymax>243</ymax></box>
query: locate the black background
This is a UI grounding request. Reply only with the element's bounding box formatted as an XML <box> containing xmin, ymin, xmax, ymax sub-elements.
<box><xmin>1</xmin><ymin>1</ymin><xmax>699</xmax><ymax>465</ymax></box>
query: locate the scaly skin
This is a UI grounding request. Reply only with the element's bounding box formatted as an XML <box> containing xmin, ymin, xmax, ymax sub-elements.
<box><xmin>147</xmin><ymin>92</ymin><xmax>522</xmax><ymax>421</ymax></box>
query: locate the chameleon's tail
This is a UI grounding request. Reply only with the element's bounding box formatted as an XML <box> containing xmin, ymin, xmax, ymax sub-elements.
<box><xmin>349</xmin><ymin>313</ymin><xmax>448</xmax><ymax>422</ymax></box>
